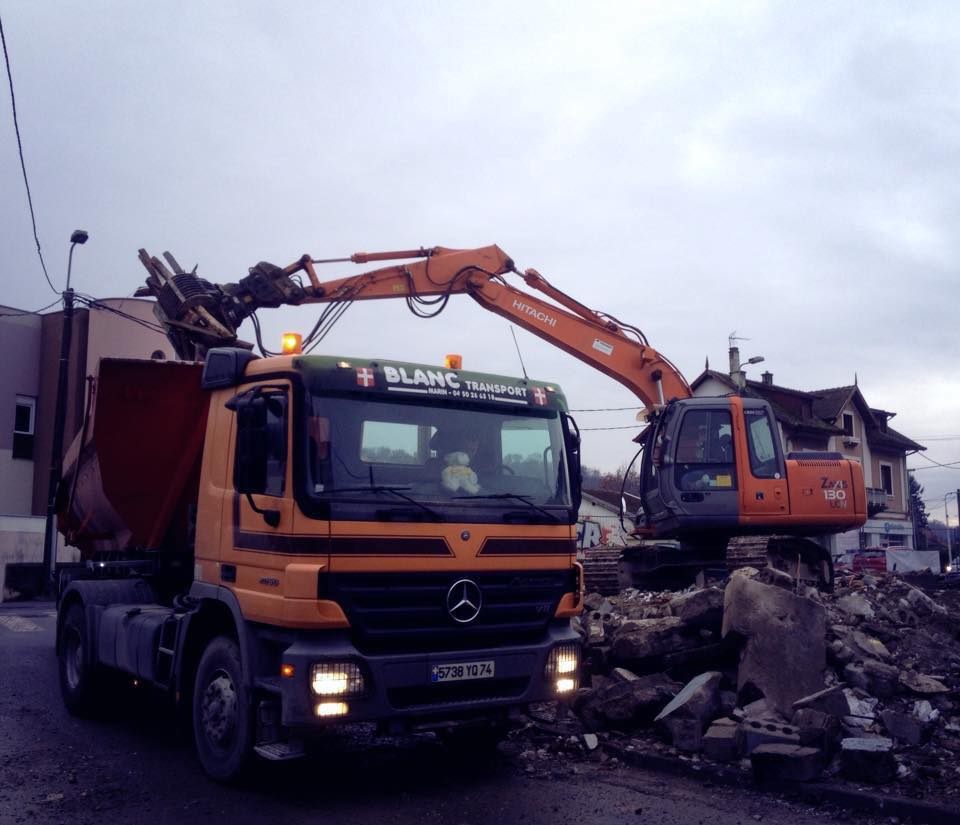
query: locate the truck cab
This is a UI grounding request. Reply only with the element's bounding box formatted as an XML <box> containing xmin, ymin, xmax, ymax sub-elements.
<box><xmin>56</xmin><ymin>350</ymin><xmax>584</xmax><ymax>780</ymax></box>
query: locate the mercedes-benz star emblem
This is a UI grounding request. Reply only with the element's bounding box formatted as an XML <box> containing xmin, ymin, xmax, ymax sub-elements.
<box><xmin>446</xmin><ymin>579</ymin><xmax>482</xmax><ymax>624</ymax></box>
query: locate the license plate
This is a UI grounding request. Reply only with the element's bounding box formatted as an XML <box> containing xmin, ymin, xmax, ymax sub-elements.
<box><xmin>431</xmin><ymin>660</ymin><xmax>495</xmax><ymax>683</ymax></box>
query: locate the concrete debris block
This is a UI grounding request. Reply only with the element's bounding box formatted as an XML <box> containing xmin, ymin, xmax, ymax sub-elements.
<box><xmin>880</xmin><ymin>709</ymin><xmax>925</xmax><ymax>746</ymax></box>
<box><xmin>836</xmin><ymin>593</ymin><xmax>875</xmax><ymax>620</ymax></box>
<box><xmin>722</xmin><ymin>573</ymin><xmax>827</xmax><ymax>716</ymax></box>
<box><xmin>575</xmin><ymin>673</ymin><xmax>681</xmax><ymax>730</ymax></box>
<box><xmin>912</xmin><ymin>700</ymin><xmax>939</xmax><ymax>723</ymax></box>
<box><xmin>904</xmin><ymin>586</ymin><xmax>947</xmax><ymax>616</ymax></box>
<box><xmin>843</xmin><ymin>659</ymin><xmax>898</xmax><ymax>699</ymax></box>
<box><xmin>661</xmin><ymin>716</ymin><xmax>702</xmax><ymax>752</ymax></box>
<box><xmin>848</xmin><ymin>631</ymin><xmax>892</xmax><ymax>662</ymax></box>
<box><xmin>582</xmin><ymin>733</ymin><xmax>599</xmax><ymax>751</ymax></box>
<box><xmin>654</xmin><ymin>671</ymin><xmax>723</xmax><ymax>725</ymax></box>
<box><xmin>791</xmin><ymin>684</ymin><xmax>848</xmax><ymax>716</ymax></box>
<box><xmin>828</xmin><ymin>640</ymin><xmax>856</xmax><ymax>667</ymax></box>
<box><xmin>899</xmin><ymin>671</ymin><xmax>949</xmax><ymax>695</ymax></box>
<box><xmin>842</xmin><ymin>689</ymin><xmax>877</xmax><ymax>728</ymax></box>
<box><xmin>739</xmin><ymin>719</ymin><xmax>801</xmax><ymax>755</ymax></box>
<box><xmin>612</xmin><ymin>616</ymin><xmax>700</xmax><ymax>661</ymax></box>
<box><xmin>702</xmin><ymin>722</ymin><xmax>739</xmax><ymax>762</ymax></box>
<box><xmin>583</xmin><ymin>593</ymin><xmax>614</xmax><ymax>614</ymax></box>
<box><xmin>791</xmin><ymin>707</ymin><xmax>840</xmax><ymax>749</ymax></box>
<box><xmin>668</xmin><ymin>587</ymin><xmax>724</xmax><ymax>628</ymax></box>
<box><xmin>750</xmin><ymin>743</ymin><xmax>825</xmax><ymax>782</ymax></box>
<box><xmin>611</xmin><ymin>667</ymin><xmax>639</xmax><ymax>683</ymax></box>
<box><xmin>754</xmin><ymin>566</ymin><xmax>797</xmax><ymax>591</ymax></box>
<box><xmin>742</xmin><ymin>698</ymin><xmax>770</xmax><ymax>719</ymax></box>
<box><xmin>839</xmin><ymin>737</ymin><xmax>896</xmax><ymax>784</ymax></box>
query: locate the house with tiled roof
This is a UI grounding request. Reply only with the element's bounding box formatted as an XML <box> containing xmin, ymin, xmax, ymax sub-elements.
<box><xmin>691</xmin><ymin>352</ymin><xmax>925</xmax><ymax>556</ymax></box>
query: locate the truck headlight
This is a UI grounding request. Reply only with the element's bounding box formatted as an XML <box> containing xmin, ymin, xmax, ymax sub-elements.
<box><xmin>311</xmin><ymin>662</ymin><xmax>365</xmax><ymax>697</ymax></box>
<box><xmin>544</xmin><ymin>644</ymin><xmax>580</xmax><ymax>694</ymax></box>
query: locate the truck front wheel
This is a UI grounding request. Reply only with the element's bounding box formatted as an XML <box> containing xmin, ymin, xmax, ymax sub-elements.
<box><xmin>59</xmin><ymin>602</ymin><xmax>101</xmax><ymax>715</ymax></box>
<box><xmin>192</xmin><ymin>636</ymin><xmax>254</xmax><ymax>782</ymax></box>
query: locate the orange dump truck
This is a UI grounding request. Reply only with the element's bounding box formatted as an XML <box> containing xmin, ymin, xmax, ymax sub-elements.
<box><xmin>56</xmin><ymin>351</ymin><xmax>583</xmax><ymax>780</ymax></box>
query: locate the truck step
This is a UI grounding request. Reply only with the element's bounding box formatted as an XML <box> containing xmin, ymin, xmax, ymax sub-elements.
<box><xmin>254</xmin><ymin>741</ymin><xmax>305</xmax><ymax>761</ymax></box>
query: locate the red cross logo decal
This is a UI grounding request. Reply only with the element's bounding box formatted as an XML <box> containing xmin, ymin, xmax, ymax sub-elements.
<box><xmin>356</xmin><ymin>367</ymin><xmax>376</xmax><ymax>387</ymax></box>
<box><xmin>531</xmin><ymin>387</ymin><xmax>547</xmax><ymax>405</ymax></box>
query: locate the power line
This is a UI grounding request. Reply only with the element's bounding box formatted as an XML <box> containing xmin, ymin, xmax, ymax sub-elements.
<box><xmin>911</xmin><ymin>453</ymin><xmax>960</xmax><ymax>470</ymax></box>
<box><xmin>579</xmin><ymin>425</ymin><xmax>641</xmax><ymax>431</ymax></box>
<box><xmin>0</xmin><ymin>297</ymin><xmax>63</xmax><ymax>317</ymax></box>
<box><xmin>569</xmin><ymin>406</ymin><xmax>640</xmax><ymax>412</ymax></box>
<box><xmin>0</xmin><ymin>13</ymin><xmax>57</xmax><ymax>295</ymax></box>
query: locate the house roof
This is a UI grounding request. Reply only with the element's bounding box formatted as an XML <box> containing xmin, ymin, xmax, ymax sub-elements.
<box><xmin>583</xmin><ymin>488</ymin><xmax>642</xmax><ymax>513</ymax></box>
<box><xmin>689</xmin><ymin>371</ymin><xmax>925</xmax><ymax>453</ymax></box>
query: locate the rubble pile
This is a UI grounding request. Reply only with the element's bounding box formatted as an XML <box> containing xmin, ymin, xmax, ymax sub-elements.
<box><xmin>570</xmin><ymin>568</ymin><xmax>960</xmax><ymax>800</ymax></box>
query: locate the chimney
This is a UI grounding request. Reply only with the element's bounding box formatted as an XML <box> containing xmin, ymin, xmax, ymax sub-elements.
<box><xmin>728</xmin><ymin>345</ymin><xmax>746</xmax><ymax>389</ymax></box>
<box><xmin>761</xmin><ymin>371</ymin><xmax>773</xmax><ymax>385</ymax></box>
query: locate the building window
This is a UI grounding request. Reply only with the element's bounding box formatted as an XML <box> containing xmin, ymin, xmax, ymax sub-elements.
<box><xmin>842</xmin><ymin>413</ymin><xmax>854</xmax><ymax>437</ymax></box>
<box><xmin>880</xmin><ymin>463</ymin><xmax>893</xmax><ymax>496</ymax></box>
<box><xmin>13</xmin><ymin>396</ymin><xmax>36</xmax><ymax>460</ymax></box>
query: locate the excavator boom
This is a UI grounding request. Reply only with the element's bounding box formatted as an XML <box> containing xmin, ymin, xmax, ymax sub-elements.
<box><xmin>137</xmin><ymin>245</ymin><xmax>691</xmax><ymax>412</ymax></box>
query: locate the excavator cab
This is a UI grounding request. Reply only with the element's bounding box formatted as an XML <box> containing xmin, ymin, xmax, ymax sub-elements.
<box><xmin>638</xmin><ymin>396</ymin><xmax>787</xmax><ymax>542</ymax></box>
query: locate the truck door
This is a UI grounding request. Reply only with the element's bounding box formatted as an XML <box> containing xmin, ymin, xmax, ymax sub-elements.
<box><xmin>669</xmin><ymin>404</ymin><xmax>740</xmax><ymax>527</ymax></box>
<box><xmin>221</xmin><ymin>381</ymin><xmax>328</xmax><ymax>621</ymax></box>
<box><xmin>735</xmin><ymin>399</ymin><xmax>788</xmax><ymax>522</ymax></box>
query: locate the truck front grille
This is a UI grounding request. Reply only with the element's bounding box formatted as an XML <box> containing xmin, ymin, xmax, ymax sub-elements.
<box><xmin>321</xmin><ymin>570</ymin><xmax>572</xmax><ymax>654</ymax></box>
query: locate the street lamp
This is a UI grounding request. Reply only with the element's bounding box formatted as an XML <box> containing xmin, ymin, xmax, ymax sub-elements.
<box><xmin>41</xmin><ymin>230</ymin><xmax>89</xmax><ymax>590</ymax></box>
<box><xmin>944</xmin><ymin>492</ymin><xmax>956</xmax><ymax>574</ymax></box>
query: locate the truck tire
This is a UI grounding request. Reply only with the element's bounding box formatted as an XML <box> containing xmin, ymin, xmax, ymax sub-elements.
<box><xmin>192</xmin><ymin>636</ymin><xmax>254</xmax><ymax>783</ymax></box>
<box><xmin>58</xmin><ymin>602</ymin><xmax>102</xmax><ymax>716</ymax></box>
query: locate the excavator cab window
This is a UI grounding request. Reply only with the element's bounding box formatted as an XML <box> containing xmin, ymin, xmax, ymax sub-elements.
<box><xmin>673</xmin><ymin>409</ymin><xmax>736</xmax><ymax>492</ymax></box>
<box><xmin>744</xmin><ymin>408</ymin><xmax>781</xmax><ymax>479</ymax></box>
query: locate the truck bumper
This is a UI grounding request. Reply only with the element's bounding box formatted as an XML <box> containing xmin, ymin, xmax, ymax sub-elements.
<box><xmin>276</xmin><ymin>621</ymin><xmax>580</xmax><ymax>730</ymax></box>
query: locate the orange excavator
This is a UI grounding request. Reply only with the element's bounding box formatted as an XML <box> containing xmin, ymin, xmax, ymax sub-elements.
<box><xmin>138</xmin><ymin>244</ymin><xmax>866</xmax><ymax>586</ymax></box>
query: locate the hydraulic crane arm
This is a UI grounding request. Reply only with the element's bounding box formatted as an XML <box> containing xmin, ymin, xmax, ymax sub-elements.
<box><xmin>137</xmin><ymin>245</ymin><xmax>691</xmax><ymax>412</ymax></box>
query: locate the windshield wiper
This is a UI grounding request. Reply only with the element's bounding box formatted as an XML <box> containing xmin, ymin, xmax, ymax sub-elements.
<box><xmin>325</xmin><ymin>486</ymin><xmax>442</xmax><ymax>522</ymax></box>
<box><xmin>451</xmin><ymin>493</ymin><xmax>561</xmax><ymax>523</ymax></box>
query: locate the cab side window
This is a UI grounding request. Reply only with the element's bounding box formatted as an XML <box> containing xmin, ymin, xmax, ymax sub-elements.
<box><xmin>674</xmin><ymin>409</ymin><xmax>736</xmax><ymax>491</ymax></box>
<box><xmin>234</xmin><ymin>390</ymin><xmax>288</xmax><ymax>497</ymax></box>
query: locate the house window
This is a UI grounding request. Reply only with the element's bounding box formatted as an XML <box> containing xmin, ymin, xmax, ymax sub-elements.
<box><xmin>842</xmin><ymin>414</ymin><xmax>854</xmax><ymax>437</ymax></box>
<box><xmin>880</xmin><ymin>463</ymin><xmax>893</xmax><ymax>496</ymax></box>
<box><xmin>13</xmin><ymin>396</ymin><xmax>36</xmax><ymax>460</ymax></box>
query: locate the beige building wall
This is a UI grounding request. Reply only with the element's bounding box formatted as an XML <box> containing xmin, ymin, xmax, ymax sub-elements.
<box><xmin>872</xmin><ymin>451</ymin><xmax>907</xmax><ymax>516</ymax></box>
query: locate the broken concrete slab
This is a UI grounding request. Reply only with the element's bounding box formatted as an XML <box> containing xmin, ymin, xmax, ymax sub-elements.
<box><xmin>848</xmin><ymin>630</ymin><xmax>892</xmax><ymax>662</ymax></box>
<box><xmin>791</xmin><ymin>684</ymin><xmax>849</xmax><ymax>717</ymax></box>
<box><xmin>668</xmin><ymin>587</ymin><xmax>724</xmax><ymax>628</ymax></box>
<box><xmin>722</xmin><ymin>573</ymin><xmax>827</xmax><ymax>716</ymax></box>
<box><xmin>654</xmin><ymin>671</ymin><xmax>722</xmax><ymax>726</ymax></box>
<box><xmin>611</xmin><ymin>616</ymin><xmax>701</xmax><ymax>661</ymax></box>
<box><xmin>843</xmin><ymin>659</ymin><xmax>898</xmax><ymax>699</ymax></box>
<box><xmin>661</xmin><ymin>716</ymin><xmax>702</xmax><ymax>752</ymax></box>
<box><xmin>836</xmin><ymin>593</ymin><xmax>875</xmax><ymax>620</ymax></box>
<box><xmin>702</xmin><ymin>722</ymin><xmax>739</xmax><ymax>762</ymax></box>
<box><xmin>880</xmin><ymin>709</ymin><xmax>925</xmax><ymax>746</ymax></box>
<box><xmin>899</xmin><ymin>671</ymin><xmax>949</xmax><ymax>695</ymax></box>
<box><xmin>750</xmin><ymin>743</ymin><xmax>825</xmax><ymax>782</ymax></box>
<box><xmin>904</xmin><ymin>586</ymin><xmax>947</xmax><ymax>616</ymax></box>
<box><xmin>840</xmin><ymin>737</ymin><xmax>896</xmax><ymax>783</ymax></box>
<box><xmin>575</xmin><ymin>673</ymin><xmax>680</xmax><ymax>730</ymax></box>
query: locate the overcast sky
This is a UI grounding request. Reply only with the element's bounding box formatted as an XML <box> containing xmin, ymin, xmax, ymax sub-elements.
<box><xmin>2</xmin><ymin>1</ymin><xmax>959</xmax><ymax>519</ymax></box>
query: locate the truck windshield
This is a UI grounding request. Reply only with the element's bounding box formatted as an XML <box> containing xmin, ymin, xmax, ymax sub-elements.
<box><xmin>303</xmin><ymin>394</ymin><xmax>571</xmax><ymax>515</ymax></box>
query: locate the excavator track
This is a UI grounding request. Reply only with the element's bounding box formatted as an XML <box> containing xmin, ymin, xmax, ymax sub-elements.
<box><xmin>586</xmin><ymin>535</ymin><xmax>834</xmax><ymax>596</ymax></box>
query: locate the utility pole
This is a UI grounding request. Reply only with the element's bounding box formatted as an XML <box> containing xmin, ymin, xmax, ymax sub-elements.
<box><xmin>41</xmin><ymin>230</ymin><xmax>88</xmax><ymax>590</ymax></box>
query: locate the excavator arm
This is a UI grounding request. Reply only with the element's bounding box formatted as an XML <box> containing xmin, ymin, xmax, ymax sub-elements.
<box><xmin>137</xmin><ymin>245</ymin><xmax>691</xmax><ymax>412</ymax></box>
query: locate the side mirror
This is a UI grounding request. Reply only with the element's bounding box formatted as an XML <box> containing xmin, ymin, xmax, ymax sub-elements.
<box><xmin>235</xmin><ymin>398</ymin><xmax>269</xmax><ymax>494</ymax></box>
<box><xmin>561</xmin><ymin>412</ymin><xmax>582</xmax><ymax>510</ymax></box>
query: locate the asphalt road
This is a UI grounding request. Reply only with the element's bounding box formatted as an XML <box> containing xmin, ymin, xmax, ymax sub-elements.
<box><xmin>0</xmin><ymin>601</ymin><xmax>885</xmax><ymax>825</ymax></box>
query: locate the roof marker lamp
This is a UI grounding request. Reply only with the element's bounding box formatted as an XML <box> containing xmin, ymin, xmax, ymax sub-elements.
<box><xmin>445</xmin><ymin>354</ymin><xmax>462</xmax><ymax>370</ymax></box>
<box><xmin>281</xmin><ymin>332</ymin><xmax>303</xmax><ymax>355</ymax></box>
